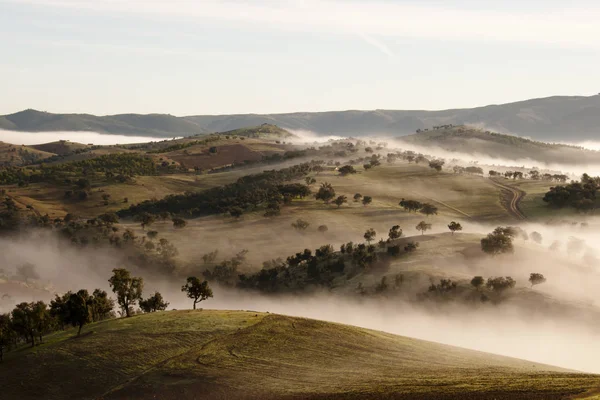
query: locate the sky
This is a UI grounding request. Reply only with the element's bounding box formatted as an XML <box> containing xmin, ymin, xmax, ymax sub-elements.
<box><xmin>1</xmin><ymin>0</ymin><xmax>600</xmax><ymax>116</ymax></box>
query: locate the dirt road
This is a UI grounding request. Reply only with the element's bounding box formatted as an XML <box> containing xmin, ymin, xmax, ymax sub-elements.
<box><xmin>489</xmin><ymin>178</ymin><xmax>527</xmax><ymax>220</ymax></box>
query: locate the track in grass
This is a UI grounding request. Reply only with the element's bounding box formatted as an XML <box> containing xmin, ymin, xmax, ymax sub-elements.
<box><xmin>489</xmin><ymin>178</ymin><xmax>527</xmax><ymax>220</ymax></box>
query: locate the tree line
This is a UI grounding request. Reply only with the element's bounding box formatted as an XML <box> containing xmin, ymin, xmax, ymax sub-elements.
<box><xmin>118</xmin><ymin>162</ymin><xmax>316</xmax><ymax>219</ymax></box>
<box><xmin>0</xmin><ymin>268</ymin><xmax>214</xmax><ymax>362</ymax></box>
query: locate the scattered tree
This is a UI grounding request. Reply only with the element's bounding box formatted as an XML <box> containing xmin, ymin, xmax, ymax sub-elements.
<box><xmin>362</xmin><ymin>196</ymin><xmax>373</xmax><ymax>206</ymax></box>
<box><xmin>388</xmin><ymin>225</ymin><xmax>402</xmax><ymax>240</ymax></box>
<box><xmin>139</xmin><ymin>292</ymin><xmax>169</xmax><ymax>312</ymax></box>
<box><xmin>481</xmin><ymin>227</ymin><xmax>514</xmax><ymax>255</ymax></box>
<box><xmin>448</xmin><ymin>221</ymin><xmax>463</xmax><ymax>235</ymax></box>
<box><xmin>108</xmin><ymin>268</ymin><xmax>144</xmax><ymax>318</ymax></box>
<box><xmin>353</xmin><ymin>193</ymin><xmax>363</xmax><ymax>202</ymax></box>
<box><xmin>364</xmin><ymin>228</ymin><xmax>376</xmax><ymax>244</ymax></box>
<box><xmin>486</xmin><ymin>276</ymin><xmax>516</xmax><ymax>293</ymax></box>
<box><xmin>420</xmin><ymin>203</ymin><xmax>438</xmax><ymax>217</ymax></box>
<box><xmin>315</xmin><ymin>182</ymin><xmax>336</xmax><ymax>204</ymax></box>
<box><xmin>338</xmin><ymin>165</ymin><xmax>357</xmax><ymax>176</ymax></box>
<box><xmin>528</xmin><ymin>273</ymin><xmax>546</xmax><ymax>288</ymax></box>
<box><xmin>428</xmin><ymin>160</ymin><xmax>445</xmax><ymax>172</ymax></box>
<box><xmin>292</xmin><ymin>219</ymin><xmax>310</xmax><ymax>231</ymax></box>
<box><xmin>399</xmin><ymin>198</ymin><xmax>422</xmax><ymax>213</ymax></box>
<box><xmin>415</xmin><ymin>221</ymin><xmax>432</xmax><ymax>235</ymax></box>
<box><xmin>181</xmin><ymin>277</ymin><xmax>213</xmax><ymax>310</ymax></box>
<box><xmin>333</xmin><ymin>195</ymin><xmax>348</xmax><ymax>208</ymax></box>
<box><xmin>318</xmin><ymin>225</ymin><xmax>328</xmax><ymax>233</ymax></box>
<box><xmin>135</xmin><ymin>212</ymin><xmax>156</xmax><ymax>230</ymax></box>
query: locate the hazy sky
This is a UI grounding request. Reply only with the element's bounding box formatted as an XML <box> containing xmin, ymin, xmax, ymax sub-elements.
<box><xmin>1</xmin><ymin>0</ymin><xmax>599</xmax><ymax>116</ymax></box>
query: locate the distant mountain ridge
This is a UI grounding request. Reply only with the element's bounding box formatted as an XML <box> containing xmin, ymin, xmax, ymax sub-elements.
<box><xmin>2</xmin><ymin>95</ymin><xmax>600</xmax><ymax>140</ymax></box>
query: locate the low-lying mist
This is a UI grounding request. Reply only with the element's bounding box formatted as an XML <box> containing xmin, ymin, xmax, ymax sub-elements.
<box><xmin>0</xmin><ymin>129</ymin><xmax>172</xmax><ymax>146</ymax></box>
<box><xmin>2</xmin><ymin>217</ymin><xmax>600</xmax><ymax>374</ymax></box>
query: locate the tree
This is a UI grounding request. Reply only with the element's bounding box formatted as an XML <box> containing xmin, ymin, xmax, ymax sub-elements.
<box><xmin>486</xmin><ymin>276</ymin><xmax>516</xmax><ymax>293</ymax></box>
<box><xmin>98</xmin><ymin>212</ymin><xmax>119</xmax><ymax>225</ymax></box>
<box><xmin>338</xmin><ymin>165</ymin><xmax>357</xmax><ymax>176</ymax></box>
<box><xmin>353</xmin><ymin>193</ymin><xmax>363</xmax><ymax>202</ymax></box>
<box><xmin>333</xmin><ymin>195</ymin><xmax>348</xmax><ymax>208</ymax></box>
<box><xmin>108</xmin><ymin>268</ymin><xmax>144</xmax><ymax>318</ymax></box>
<box><xmin>315</xmin><ymin>182</ymin><xmax>336</xmax><ymax>203</ymax></box>
<box><xmin>388</xmin><ymin>225</ymin><xmax>402</xmax><ymax>240</ymax></box>
<box><xmin>470</xmin><ymin>276</ymin><xmax>484</xmax><ymax>291</ymax></box>
<box><xmin>292</xmin><ymin>219</ymin><xmax>310</xmax><ymax>231</ymax></box>
<box><xmin>135</xmin><ymin>212</ymin><xmax>156</xmax><ymax>230</ymax></box>
<box><xmin>428</xmin><ymin>160</ymin><xmax>445</xmax><ymax>172</ymax></box>
<box><xmin>529</xmin><ymin>273</ymin><xmax>546</xmax><ymax>288</ymax></box>
<box><xmin>419</xmin><ymin>203</ymin><xmax>438</xmax><ymax>216</ymax></box>
<box><xmin>364</xmin><ymin>228</ymin><xmax>376</xmax><ymax>244</ymax></box>
<box><xmin>448</xmin><ymin>221</ymin><xmax>462</xmax><ymax>235</ymax></box>
<box><xmin>65</xmin><ymin>290</ymin><xmax>92</xmax><ymax>336</ymax></box>
<box><xmin>362</xmin><ymin>196</ymin><xmax>373</xmax><ymax>206</ymax></box>
<box><xmin>11</xmin><ymin>302</ymin><xmax>36</xmax><ymax>347</ymax></box>
<box><xmin>481</xmin><ymin>228</ymin><xmax>514</xmax><ymax>255</ymax></box>
<box><xmin>139</xmin><ymin>292</ymin><xmax>169</xmax><ymax>313</ymax></box>
<box><xmin>399</xmin><ymin>198</ymin><xmax>422</xmax><ymax>213</ymax></box>
<box><xmin>90</xmin><ymin>289</ymin><xmax>115</xmax><ymax>321</ymax></box>
<box><xmin>531</xmin><ymin>231</ymin><xmax>543</xmax><ymax>244</ymax></box>
<box><xmin>181</xmin><ymin>277</ymin><xmax>213</xmax><ymax>310</ymax></box>
<box><xmin>363</xmin><ymin>163</ymin><xmax>372</xmax><ymax>170</ymax></box>
<box><xmin>0</xmin><ymin>313</ymin><xmax>14</xmax><ymax>362</ymax></box>
<box><xmin>416</xmin><ymin>221</ymin><xmax>431</xmax><ymax>235</ymax></box>
<box><xmin>318</xmin><ymin>225</ymin><xmax>328</xmax><ymax>233</ymax></box>
<box><xmin>147</xmin><ymin>230</ymin><xmax>159</xmax><ymax>240</ymax></box>
<box><xmin>172</xmin><ymin>217</ymin><xmax>187</xmax><ymax>228</ymax></box>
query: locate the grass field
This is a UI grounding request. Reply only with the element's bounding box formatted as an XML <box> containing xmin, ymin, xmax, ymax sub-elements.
<box><xmin>123</xmin><ymin>162</ymin><xmax>510</xmax><ymax>267</ymax></box>
<box><xmin>1</xmin><ymin>310</ymin><xmax>598</xmax><ymax>400</ymax></box>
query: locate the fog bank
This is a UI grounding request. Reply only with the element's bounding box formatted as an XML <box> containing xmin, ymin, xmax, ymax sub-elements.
<box><xmin>0</xmin><ymin>129</ymin><xmax>172</xmax><ymax>146</ymax></box>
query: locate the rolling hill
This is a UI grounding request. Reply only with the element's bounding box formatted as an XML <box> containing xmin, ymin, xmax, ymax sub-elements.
<box><xmin>1</xmin><ymin>310</ymin><xmax>598</xmax><ymax>400</ymax></box>
<box><xmin>398</xmin><ymin>125</ymin><xmax>600</xmax><ymax>165</ymax></box>
<box><xmin>0</xmin><ymin>109</ymin><xmax>205</xmax><ymax>137</ymax></box>
<box><xmin>3</xmin><ymin>95</ymin><xmax>600</xmax><ymax>141</ymax></box>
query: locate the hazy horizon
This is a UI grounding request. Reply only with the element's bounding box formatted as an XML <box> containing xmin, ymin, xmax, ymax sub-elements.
<box><xmin>2</xmin><ymin>0</ymin><xmax>600</xmax><ymax>115</ymax></box>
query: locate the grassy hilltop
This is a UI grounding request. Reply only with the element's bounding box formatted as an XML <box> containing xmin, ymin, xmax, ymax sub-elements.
<box><xmin>2</xmin><ymin>310</ymin><xmax>598</xmax><ymax>400</ymax></box>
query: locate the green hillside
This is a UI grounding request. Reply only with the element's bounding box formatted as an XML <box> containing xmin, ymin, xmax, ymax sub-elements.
<box><xmin>1</xmin><ymin>310</ymin><xmax>598</xmax><ymax>400</ymax></box>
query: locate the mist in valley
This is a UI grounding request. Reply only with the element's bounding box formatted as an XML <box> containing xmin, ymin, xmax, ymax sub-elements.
<box><xmin>0</xmin><ymin>129</ymin><xmax>172</xmax><ymax>146</ymax></box>
<box><xmin>2</xmin><ymin>131</ymin><xmax>600</xmax><ymax>376</ymax></box>
<box><xmin>2</xmin><ymin>215</ymin><xmax>600</xmax><ymax>373</ymax></box>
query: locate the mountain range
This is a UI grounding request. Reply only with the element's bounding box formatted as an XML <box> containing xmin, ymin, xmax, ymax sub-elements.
<box><xmin>2</xmin><ymin>95</ymin><xmax>599</xmax><ymax>141</ymax></box>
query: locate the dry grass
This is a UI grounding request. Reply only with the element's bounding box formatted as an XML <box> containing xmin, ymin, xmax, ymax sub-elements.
<box><xmin>1</xmin><ymin>310</ymin><xmax>598</xmax><ymax>400</ymax></box>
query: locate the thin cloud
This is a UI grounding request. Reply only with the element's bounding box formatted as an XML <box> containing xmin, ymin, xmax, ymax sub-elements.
<box><xmin>7</xmin><ymin>0</ymin><xmax>600</xmax><ymax>48</ymax></box>
<box><xmin>357</xmin><ymin>33</ymin><xmax>395</xmax><ymax>58</ymax></box>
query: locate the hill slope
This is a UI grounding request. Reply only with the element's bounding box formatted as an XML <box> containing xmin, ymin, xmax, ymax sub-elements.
<box><xmin>3</xmin><ymin>95</ymin><xmax>600</xmax><ymax>140</ymax></box>
<box><xmin>398</xmin><ymin>125</ymin><xmax>600</xmax><ymax>165</ymax></box>
<box><xmin>1</xmin><ymin>109</ymin><xmax>205</xmax><ymax>137</ymax></box>
<box><xmin>1</xmin><ymin>310</ymin><xmax>598</xmax><ymax>400</ymax></box>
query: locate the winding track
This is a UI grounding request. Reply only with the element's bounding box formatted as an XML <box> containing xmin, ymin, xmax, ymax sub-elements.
<box><xmin>488</xmin><ymin>178</ymin><xmax>527</xmax><ymax>220</ymax></box>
